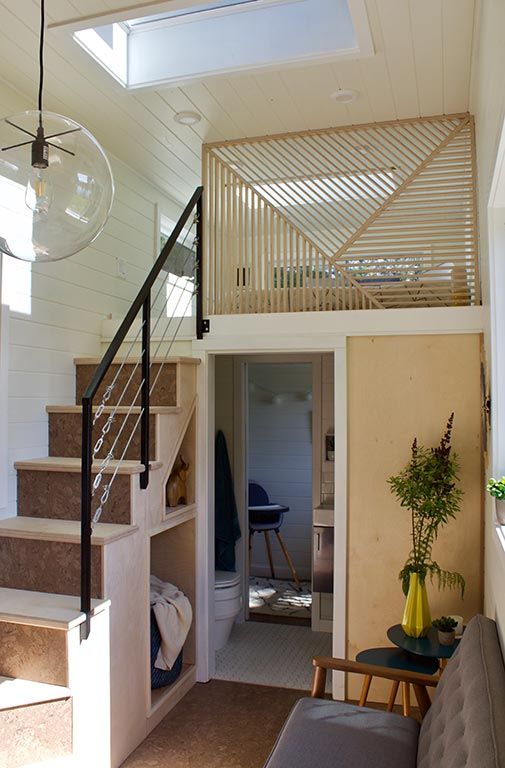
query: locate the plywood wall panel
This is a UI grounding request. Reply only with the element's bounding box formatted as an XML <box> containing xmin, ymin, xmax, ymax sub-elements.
<box><xmin>346</xmin><ymin>333</ymin><xmax>483</xmax><ymax>702</ymax></box>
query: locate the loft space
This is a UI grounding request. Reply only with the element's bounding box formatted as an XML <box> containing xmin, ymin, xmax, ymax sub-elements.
<box><xmin>55</xmin><ymin>0</ymin><xmax>373</xmax><ymax>89</ymax></box>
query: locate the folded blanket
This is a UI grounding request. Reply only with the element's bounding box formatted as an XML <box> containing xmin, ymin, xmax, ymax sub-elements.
<box><xmin>150</xmin><ymin>575</ymin><xmax>193</xmax><ymax>670</ymax></box>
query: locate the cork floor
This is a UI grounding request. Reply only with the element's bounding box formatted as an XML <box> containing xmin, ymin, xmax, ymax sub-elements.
<box><xmin>121</xmin><ymin>680</ymin><xmax>304</xmax><ymax>768</ymax></box>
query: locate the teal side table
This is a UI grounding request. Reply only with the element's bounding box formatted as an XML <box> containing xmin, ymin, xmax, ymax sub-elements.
<box><xmin>355</xmin><ymin>646</ymin><xmax>439</xmax><ymax>716</ymax></box>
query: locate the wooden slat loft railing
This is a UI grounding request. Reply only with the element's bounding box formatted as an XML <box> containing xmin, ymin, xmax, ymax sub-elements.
<box><xmin>202</xmin><ymin>114</ymin><xmax>479</xmax><ymax>313</ymax></box>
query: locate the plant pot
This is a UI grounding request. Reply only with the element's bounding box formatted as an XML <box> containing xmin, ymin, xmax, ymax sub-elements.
<box><xmin>496</xmin><ymin>499</ymin><xmax>505</xmax><ymax>526</ymax></box>
<box><xmin>401</xmin><ymin>572</ymin><xmax>431</xmax><ymax>638</ymax></box>
<box><xmin>438</xmin><ymin>629</ymin><xmax>456</xmax><ymax>646</ymax></box>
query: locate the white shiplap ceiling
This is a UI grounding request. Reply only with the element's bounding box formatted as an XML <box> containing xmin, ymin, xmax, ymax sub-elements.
<box><xmin>0</xmin><ymin>0</ymin><xmax>476</xmax><ymax>205</ymax></box>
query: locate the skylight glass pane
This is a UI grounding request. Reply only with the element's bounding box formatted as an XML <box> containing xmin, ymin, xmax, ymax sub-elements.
<box><xmin>127</xmin><ymin>0</ymin><xmax>260</xmax><ymax>27</ymax></box>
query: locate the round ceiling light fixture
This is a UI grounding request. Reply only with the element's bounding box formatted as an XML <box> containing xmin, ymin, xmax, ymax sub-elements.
<box><xmin>0</xmin><ymin>0</ymin><xmax>114</xmax><ymax>262</ymax></box>
<box><xmin>174</xmin><ymin>111</ymin><xmax>202</xmax><ymax>126</ymax></box>
<box><xmin>330</xmin><ymin>89</ymin><xmax>359</xmax><ymax>104</ymax></box>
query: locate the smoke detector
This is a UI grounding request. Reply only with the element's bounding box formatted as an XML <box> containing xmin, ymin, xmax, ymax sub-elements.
<box><xmin>330</xmin><ymin>89</ymin><xmax>358</xmax><ymax>104</ymax></box>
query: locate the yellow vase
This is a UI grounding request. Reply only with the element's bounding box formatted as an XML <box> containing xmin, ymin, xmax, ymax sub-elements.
<box><xmin>401</xmin><ymin>573</ymin><xmax>431</xmax><ymax>638</ymax></box>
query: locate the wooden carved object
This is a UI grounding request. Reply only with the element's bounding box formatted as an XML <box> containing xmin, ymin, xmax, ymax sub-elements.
<box><xmin>166</xmin><ymin>455</ymin><xmax>190</xmax><ymax>507</ymax></box>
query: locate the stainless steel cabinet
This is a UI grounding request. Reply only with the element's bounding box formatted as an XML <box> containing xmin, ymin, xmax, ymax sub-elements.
<box><xmin>313</xmin><ymin>525</ymin><xmax>334</xmax><ymax>593</ymax></box>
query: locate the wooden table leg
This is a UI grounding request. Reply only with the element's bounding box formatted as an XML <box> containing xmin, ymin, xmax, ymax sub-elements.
<box><xmin>359</xmin><ymin>675</ymin><xmax>372</xmax><ymax>707</ymax></box>
<box><xmin>402</xmin><ymin>682</ymin><xmax>411</xmax><ymax>717</ymax></box>
<box><xmin>413</xmin><ymin>684</ymin><xmax>432</xmax><ymax>718</ymax></box>
<box><xmin>387</xmin><ymin>680</ymin><xmax>400</xmax><ymax>712</ymax></box>
<box><xmin>264</xmin><ymin>531</ymin><xmax>275</xmax><ymax>579</ymax></box>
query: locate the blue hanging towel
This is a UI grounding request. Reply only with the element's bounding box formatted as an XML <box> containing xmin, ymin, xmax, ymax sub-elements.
<box><xmin>215</xmin><ymin>430</ymin><xmax>241</xmax><ymax>571</ymax></box>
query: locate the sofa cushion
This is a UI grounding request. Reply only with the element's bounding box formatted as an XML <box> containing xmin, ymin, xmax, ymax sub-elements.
<box><xmin>264</xmin><ymin>698</ymin><xmax>419</xmax><ymax>768</ymax></box>
<box><xmin>417</xmin><ymin>614</ymin><xmax>505</xmax><ymax>768</ymax></box>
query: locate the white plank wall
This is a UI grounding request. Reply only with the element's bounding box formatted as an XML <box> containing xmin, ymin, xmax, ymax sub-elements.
<box><xmin>248</xmin><ymin>363</ymin><xmax>313</xmax><ymax>581</ymax></box>
<box><xmin>0</xmin><ymin>79</ymin><xmax>184</xmax><ymax>517</ymax></box>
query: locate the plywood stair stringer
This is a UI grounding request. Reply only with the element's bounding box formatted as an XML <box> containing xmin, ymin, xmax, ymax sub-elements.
<box><xmin>159</xmin><ymin>396</ymin><xmax>197</xmax><ymax>490</ymax></box>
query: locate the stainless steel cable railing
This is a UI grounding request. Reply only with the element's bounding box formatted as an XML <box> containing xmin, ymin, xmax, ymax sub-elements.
<box><xmin>80</xmin><ymin>187</ymin><xmax>204</xmax><ymax>637</ymax></box>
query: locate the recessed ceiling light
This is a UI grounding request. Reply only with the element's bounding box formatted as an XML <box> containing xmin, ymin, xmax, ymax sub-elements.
<box><xmin>174</xmin><ymin>111</ymin><xmax>201</xmax><ymax>125</ymax></box>
<box><xmin>330</xmin><ymin>89</ymin><xmax>358</xmax><ymax>104</ymax></box>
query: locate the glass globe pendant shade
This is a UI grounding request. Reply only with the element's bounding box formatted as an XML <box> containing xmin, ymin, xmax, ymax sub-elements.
<box><xmin>0</xmin><ymin>110</ymin><xmax>114</xmax><ymax>262</ymax></box>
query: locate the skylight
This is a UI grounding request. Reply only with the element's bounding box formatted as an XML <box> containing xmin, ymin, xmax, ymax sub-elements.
<box><xmin>126</xmin><ymin>0</ymin><xmax>262</xmax><ymax>27</ymax></box>
<box><xmin>70</xmin><ymin>0</ymin><xmax>373</xmax><ymax>89</ymax></box>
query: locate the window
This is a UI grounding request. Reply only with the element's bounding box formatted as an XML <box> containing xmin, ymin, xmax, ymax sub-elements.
<box><xmin>159</xmin><ymin>214</ymin><xmax>195</xmax><ymax>318</ymax></box>
<box><xmin>1</xmin><ymin>255</ymin><xmax>31</xmax><ymax>315</ymax></box>
<box><xmin>166</xmin><ymin>274</ymin><xmax>194</xmax><ymax>318</ymax></box>
<box><xmin>0</xmin><ymin>176</ymin><xmax>31</xmax><ymax>314</ymax></box>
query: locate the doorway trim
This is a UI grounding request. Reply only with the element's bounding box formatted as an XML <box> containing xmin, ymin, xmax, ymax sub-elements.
<box><xmin>231</xmin><ymin>353</ymin><xmax>325</xmax><ymax>628</ymax></box>
<box><xmin>194</xmin><ymin>333</ymin><xmax>347</xmax><ymax>699</ymax></box>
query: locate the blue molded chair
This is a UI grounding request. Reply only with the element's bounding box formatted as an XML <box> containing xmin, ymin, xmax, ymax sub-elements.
<box><xmin>248</xmin><ymin>482</ymin><xmax>300</xmax><ymax>587</ymax></box>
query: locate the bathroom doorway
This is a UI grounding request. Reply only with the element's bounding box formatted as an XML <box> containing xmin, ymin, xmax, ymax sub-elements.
<box><xmin>247</xmin><ymin>362</ymin><xmax>313</xmax><ymax>627</ymax></box>
<box><xmin>213</xmin><ymin>353</ymin><xmax>335</xmax><ymax>691</ymax></box>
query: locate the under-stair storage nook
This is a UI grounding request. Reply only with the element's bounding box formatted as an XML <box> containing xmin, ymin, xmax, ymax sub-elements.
<box><xmin>149</xmin><ymin>513</ymin><xmax>197</xmax><ymax>715</ymax></box>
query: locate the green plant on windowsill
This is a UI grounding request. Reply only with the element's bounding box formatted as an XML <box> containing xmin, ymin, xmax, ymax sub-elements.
<box><xmin>486</xmin><ymin>476</ymin><xmax>505</xmax><ymax>524</ymax></box>
<box><xmin>388</xmin><ymin>413</ymin><xmax>465</xmax><ymax>638</ymax></box>
<box><xmin>487</xmin><ymin>476</ymin><xmax>505</xmax><ymax>500</ymax></box>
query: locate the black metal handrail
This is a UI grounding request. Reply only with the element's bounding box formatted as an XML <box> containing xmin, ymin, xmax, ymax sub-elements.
<box><xmin>80</xmin><ymin>186</ymin><xmax>204</xmax><ymax>637</ymax></box>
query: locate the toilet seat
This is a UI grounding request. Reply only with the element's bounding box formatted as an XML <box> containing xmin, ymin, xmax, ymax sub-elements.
<box><xmin>215</xmin><ymin>570</ymin><xmax>241</xmax><ymax>590</ymax></box>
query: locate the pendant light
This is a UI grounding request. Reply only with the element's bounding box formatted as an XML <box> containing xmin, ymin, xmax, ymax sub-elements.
<box><xmin>0</xmin><ymin>0</ymin><xmax>114</xmax><ymax>262</ymax></box>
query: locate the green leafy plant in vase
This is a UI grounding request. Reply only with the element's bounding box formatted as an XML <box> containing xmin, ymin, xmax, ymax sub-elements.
<box><xmin>388</xmin><ymin>414</ymin><xmax>465</xmax><ymax>638</ymax></box>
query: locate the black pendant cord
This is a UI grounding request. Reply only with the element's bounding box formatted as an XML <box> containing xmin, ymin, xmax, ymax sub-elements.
<box><xmin>1</xmin><ymin>0</ymin><xmax>79</xmax><ymax>154</ymax></box>
<box><xmin>38</xmin><ymin>0</ymin><xmax>45</xmax><ymax>126</ymax></box>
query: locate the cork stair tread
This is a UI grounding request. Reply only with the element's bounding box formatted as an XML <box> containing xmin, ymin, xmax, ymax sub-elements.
<box><xmin>46</xmin><ymin>404</ymin><xmax>182</xmax><ymax>414</ymax></box>
<box><xmin>0</xmin><ymin>587</ymin><xmax>109</xmax><ymax>630</ymax></box>
<box><xmin>0</xmin><ymin>677</ymin><xmax>71</xmax><ymax>711</ymax></box>
<box><xmin>73</xmin><ymin>356</ymin><xmax>200</xmax><ymax>366</ymax></box>
<box><xmin>0</xmin><ymin>516</ymin><xmax>138</xmax><ymax>545</ymax></box>
<box><xmin>13</xmin><ymin>456</ymin><xmax>162</xmax><ymax>474</ymax></box>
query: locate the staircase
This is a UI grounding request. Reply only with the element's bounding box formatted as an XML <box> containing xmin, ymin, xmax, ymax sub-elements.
<box><xmin>0</xmin><ymin>356</ymin><xmax>199</xmax><ymax>767</ymax></box>
<box><xmin>0</xmin><ymin>188</ymin><xmax>204</xmax><ymax>767</ymax></box>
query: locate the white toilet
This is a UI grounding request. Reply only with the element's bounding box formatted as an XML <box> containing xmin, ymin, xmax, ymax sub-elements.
<box><xmin>214</xmin><ymin>570</ymin><xmax>242</xmax><ymax>651</ymax></box>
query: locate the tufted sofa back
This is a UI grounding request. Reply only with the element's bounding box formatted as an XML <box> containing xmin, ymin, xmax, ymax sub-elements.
<box><xmin>417</xmin><ymin>615</ymin><xmax>505</xmax><ymax>768</ymax></box>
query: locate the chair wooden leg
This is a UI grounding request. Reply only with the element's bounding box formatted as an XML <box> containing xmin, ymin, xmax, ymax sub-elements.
<box><xmin>359</xmin><ymin>675</ymin><xmax>372</xmax><ymax>707</ymax></box>
<box><xmin>264</xmin><ymin>531</ymin><xmax>275</xmax><ymax>579</ymax></box>
<box><xmin>311</xmin><ymin>666</ymin><xmax>327</xmax><ymax>698</ymax></box>
<box><xmin>402</xmin><ymin>682</ymin><xmax>411</xmax><ymax>717</ymax></box>
<box><xmin>274</xmin><ymin>530</ymin><xmax>301</xmax><ymax>587</ymax></box>
<box><xmin>387</xmin><ymin>680</ymin><xmax>400</xmax><ymax>712</ymax></box>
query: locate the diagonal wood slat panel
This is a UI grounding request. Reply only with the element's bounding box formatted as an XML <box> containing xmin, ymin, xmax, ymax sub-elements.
<box><xmin>203</xmin><ymin>154</ymin><xmax>382</xmax><ymax>314</ymax></box>
<box><xmin>204</xmin><ymin>115</ymin><xmax>479</xmax><ymax>313</ymax></box>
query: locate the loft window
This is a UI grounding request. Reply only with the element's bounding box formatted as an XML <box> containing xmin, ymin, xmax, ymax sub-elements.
<box><xmin>67</xmin><ymin>0</ymin><xmax>372</xmax><ymax>89</ymax></box>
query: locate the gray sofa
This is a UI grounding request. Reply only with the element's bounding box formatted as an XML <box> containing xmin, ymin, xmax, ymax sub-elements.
<box><xmin>264</xmin><ymin>615</ymin><xmax>505</xmax><ymax>768</ymax></box>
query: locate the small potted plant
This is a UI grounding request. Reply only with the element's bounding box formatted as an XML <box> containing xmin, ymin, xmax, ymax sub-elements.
<box><xmin>432</xmin><ymin>616</ymin><xmax>458</xmax><ymax>646</ymax></box>
<box><xmin>486</xmin><ymin>477</ymin><xmax>505</xmax><ymax>525</ymax></box>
